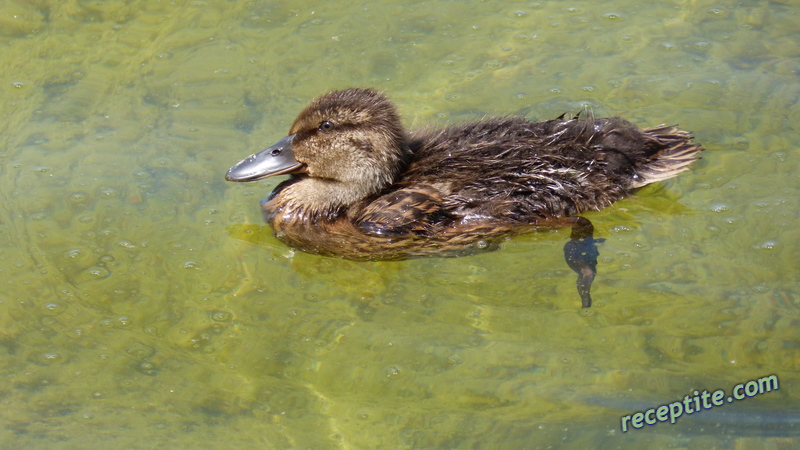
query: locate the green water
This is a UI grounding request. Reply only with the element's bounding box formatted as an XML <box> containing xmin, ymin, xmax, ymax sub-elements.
<box><xmin>1</xmin><ymin>0</ymin><xmax>798</xmax><ymax>447</ymax></box>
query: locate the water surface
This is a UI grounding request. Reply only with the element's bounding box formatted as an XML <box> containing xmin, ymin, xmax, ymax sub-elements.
<box><xmin>1</xmin><ymin>0</ymin><xmax>798</xmax><ymax>447</ymax></box>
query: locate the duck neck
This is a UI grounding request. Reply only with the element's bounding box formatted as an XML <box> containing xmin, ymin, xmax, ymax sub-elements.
<box><xmin>270</xmin><ymin>140</ymin><xmax>411</xmax><ymax>222</ymax></box>
<box><xmin>275</xmin><ymin>175</ymin><xmax>381</xmax><ymax>220</ymax></box>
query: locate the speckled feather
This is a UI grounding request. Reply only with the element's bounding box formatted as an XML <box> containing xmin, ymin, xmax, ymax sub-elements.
<box><xmin>253</xmin><ymin>88</ymin><xmax>702</xmax><ymax>260</ymax></box>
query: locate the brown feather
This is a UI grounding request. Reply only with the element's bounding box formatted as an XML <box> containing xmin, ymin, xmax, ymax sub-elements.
<box><xmin>239</xmin><ymin>88</ymin><xmax>703</xmax><ymax>261</ymax></box>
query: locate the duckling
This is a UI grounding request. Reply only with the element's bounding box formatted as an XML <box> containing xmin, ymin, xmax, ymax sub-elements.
<box><xmin>226</xmin><ymin>88</ymin><xmax>703</xmax><ymax>308</ymax></box>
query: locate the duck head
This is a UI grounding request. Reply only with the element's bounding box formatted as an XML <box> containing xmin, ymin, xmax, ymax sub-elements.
<box><xmin>226</xmin><ymin>88</ymin><xmax>410</xmax><ymax>212</ymax></box>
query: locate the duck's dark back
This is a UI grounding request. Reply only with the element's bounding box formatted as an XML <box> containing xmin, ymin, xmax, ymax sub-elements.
<box><xmin>401</xmin><ymin>116</ymin><xmax>649</xmax><ymax>221</ymax></box>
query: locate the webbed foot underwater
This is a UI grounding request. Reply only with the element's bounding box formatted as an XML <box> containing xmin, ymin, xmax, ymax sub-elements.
<box><xmin>226</xmin><ymin>88</ymin><xmax>703</xmax><ymax>308</ymax></box>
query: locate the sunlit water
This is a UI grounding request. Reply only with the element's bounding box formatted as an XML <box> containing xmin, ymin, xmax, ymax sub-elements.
<box><xmin>1</xmin><ymin>0</ymin><xmax>798</xmax><ymax>448</ymax></box>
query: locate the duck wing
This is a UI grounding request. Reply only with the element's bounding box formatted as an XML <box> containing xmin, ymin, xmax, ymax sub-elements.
<box><xmin>354</xmin><ymin>185</ymin><xmax>444</xmax><ymax>237</ymax></box>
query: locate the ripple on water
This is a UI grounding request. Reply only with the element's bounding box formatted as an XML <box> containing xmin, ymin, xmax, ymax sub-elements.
<box><xmin>40</xmin><ymin>302</ymin><xmax>67</xmax><ymax>316</ymax></box>
<box><xmin>29</xmin><ymin>351</ymin><xmax>67</xmax><ymax>366</ymax></box>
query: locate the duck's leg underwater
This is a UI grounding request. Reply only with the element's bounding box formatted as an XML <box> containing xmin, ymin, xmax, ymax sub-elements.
<box><xmin>562</xmin><ymin>216</ymin><xmax>605</xmax><ymax>308</ymax></box>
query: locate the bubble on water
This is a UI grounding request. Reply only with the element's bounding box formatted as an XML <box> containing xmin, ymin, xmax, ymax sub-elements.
<box><xmin>127</xmin><ymin>342</ymin><xmax>154</xmax><ymax>359</ymax></box>
<box><xmin>67</xmin><ymin>328</ymin><xmax>84</xmax><ymax>339</ymax></box>
<box><xmin>384</xmin><ymin>365</ymin><xmax>403</xmax><ymax>378</ymax></box>
<box><xmin>137</xmin><ymin>361</ymin><xmax>159</xmax><ymax>376</ymax></box>
<box><xmin>611</xmin><ymin>225</ymin><xmax>635</xmax><ymax>234</ymax></box>
<box><xmin>711</xmin><ymin>203</ymin><xmax>729</xmax><ymax>212</ymax></box>
<box><xmin>751</xmin><ymin>285</ymin><xmax>770</xmax><ymax>294</ymax></box>
<box><xmin>69</xmin><ymin>191</ymin><xmax>89</xmax><ymax>203</ymax></box>
<box><xmin>694</xmin><ymin>41</ymin><xmax>711</xmax><ymax>51</ymax></box>
<box><xmin>85</xmin><ymin>266</ymin><xmax>111</xmax><ymax>279</ymax></box>
<box><xmin>755</xmin><ymin>240</ymin><xmax>778</xmax><ymax>251</ymax></box>
<box><xmin>211</xmin><ymin>311</ymin><xmax>233</xmax><ymax>322</ymax></box>
<box><xmin>117</xmin><ymin>241</ymin><xmax>137</xmax><ymax>249</ymax></box>
<box><xmin>41</xmin><ymin>302</ymin><xmax>66</xmax><ymax>316</ymax></box>
<box><xmin>98</xmin><ymin>186</ymin><xmax>118</xmax><ymax>198</ymax></box>
<box><xmin>31</xmin><ymin>351</ymin><xmax>67</xmax><ymax>366</ymax></box>
<box><xmin>65</xmin><ymin>248</ymin><xmax>86</xmax><ymax>259</ymax></box>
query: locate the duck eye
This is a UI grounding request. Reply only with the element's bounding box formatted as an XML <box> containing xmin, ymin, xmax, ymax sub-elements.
<box><xmin>318</xmin><ymin>120</ymin><xmax>335</xmax><ymax>132</ymax></box>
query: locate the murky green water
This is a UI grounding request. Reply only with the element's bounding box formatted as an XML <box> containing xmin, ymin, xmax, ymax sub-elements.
<box><xmin>1</xmin><ymin>0</ymin><xmax>798</xmax><ymax>447</ymax></box>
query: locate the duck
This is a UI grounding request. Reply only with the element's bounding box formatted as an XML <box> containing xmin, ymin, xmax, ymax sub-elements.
<box><xmin>226</xmin><ymin>88</ymin><xmax>703</xmax><ymax>308</ymax></box>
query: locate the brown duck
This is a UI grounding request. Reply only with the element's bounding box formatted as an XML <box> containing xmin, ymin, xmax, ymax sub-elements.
<box><xmin>226</xmin><ymin>88</ymin><xmax>703</xmax><ymax>308</ymax></box>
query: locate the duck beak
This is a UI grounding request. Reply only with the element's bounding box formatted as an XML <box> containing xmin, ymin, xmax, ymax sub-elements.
<box><xmin>225</xmin><ymin>134</ymin><xmax>306</xmax><ymax>182</ymax></box>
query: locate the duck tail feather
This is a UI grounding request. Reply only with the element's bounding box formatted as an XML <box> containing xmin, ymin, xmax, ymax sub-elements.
<box><xmin>631</xmin><ymin>125</ymin><xmax>704</xmax><ymax>188</ymax></box>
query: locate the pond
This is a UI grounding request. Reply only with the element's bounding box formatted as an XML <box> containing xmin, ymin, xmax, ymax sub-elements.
<box><xmin>1</xmin><ymin>0</ymin><xmax>798</xmax><ymax>447</ymax></box>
